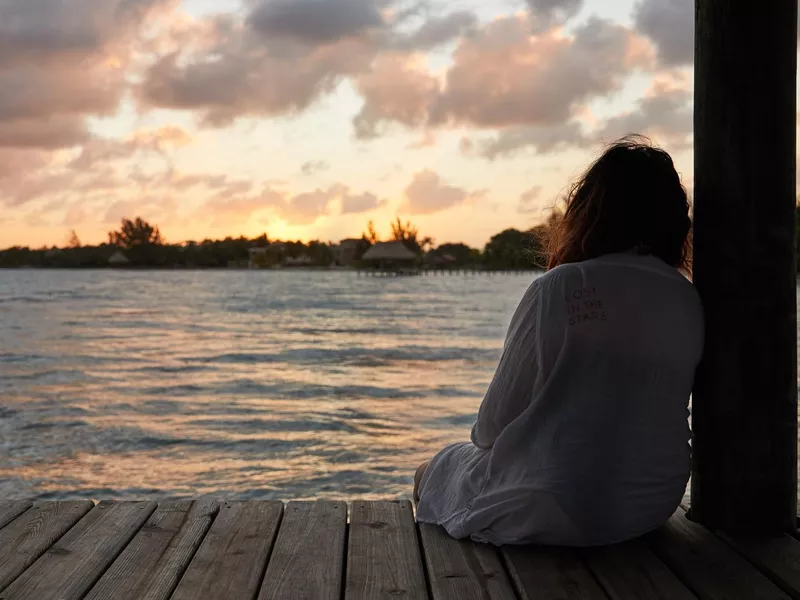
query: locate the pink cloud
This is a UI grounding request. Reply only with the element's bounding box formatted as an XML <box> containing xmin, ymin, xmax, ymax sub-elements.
<box><xmin>0</xmin><ymin>0</ymin><xmax>176</xmax><ymax>150</ymax></box>
<box><xmin>402</xmin><ymin>170</ymin><xmax>483</xmax><ymax>215</ymax></box>
<box><xmin>354</xmin><ymin>15</ymin><xmax>652</xmax><ymax>139</ymax></box>
<box><xmin>518</xmin><ymin>185</ymin><xmax>544</xmax><ymax>215</ymax></box>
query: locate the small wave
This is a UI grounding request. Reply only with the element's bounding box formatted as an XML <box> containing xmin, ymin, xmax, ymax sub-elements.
<box><xmin>4</xmin><ymin>369</ymin><xmax>87</xmax><ymax>383</ymax></box>
<box><xmin>197</xmin><ymin>352</ymin><xmax>281</xmax><ymax>364</ymax></box>
<box><xmin>198</xmin><ymin>345</ymin><xmax>494</xmax><ymax>366</ymax></box>
<box><xmin>0</xmin><ymin>290</ymin><xmax>102</xmax><ymax>304</ymax></box>
<box><xmin>293</xmin><ymin>327</ymin><xmax>384</xmax><ymax>336</ymax></box>
<box><xmin>139</xmin><ymin>384</ymin><xmax>206</xmax><ymax>397</ymax></box>
<box><xmin>0</xmin><ymin>296</ymin><xmax>51</xmax><ymax>304</ymax></box>
<box><xmin>200</xmin><ymin>418</ymin><xmax>361</xmax><ymax>435</ymax></box>
<box><xmin>21</xmin><ymin>420</ymin><xmax>89</xmax><ymax>431</ymax></box>
<box><xmin>0</xmin><ymin>353</ymin><xmax>50</xmax><ymax>364</ymax></box>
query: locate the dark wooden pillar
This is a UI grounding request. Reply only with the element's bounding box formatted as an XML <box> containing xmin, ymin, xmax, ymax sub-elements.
<box><xmin>692</xmin><ymin>1</ymin><xmax>798</xmax><ymax>532</ymax></box>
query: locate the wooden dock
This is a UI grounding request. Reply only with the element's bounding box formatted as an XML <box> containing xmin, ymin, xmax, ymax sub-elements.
<box><xmin>1</xmin><ymin>499</ymin><xmax>800</xmax><ymax>599</ymax></box>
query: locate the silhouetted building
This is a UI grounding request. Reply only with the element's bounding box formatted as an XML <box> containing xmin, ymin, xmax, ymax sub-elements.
<box><xmin>335</xmin><ymin>238</ymin><xmax>362</xmax><ymax>266</ymax></box>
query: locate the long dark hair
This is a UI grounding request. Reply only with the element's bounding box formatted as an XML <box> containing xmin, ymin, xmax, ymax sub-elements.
<box><xmin>547</xmin><ymin>136</ymin><xmax>692</xmax><ymax>272</ymax></box>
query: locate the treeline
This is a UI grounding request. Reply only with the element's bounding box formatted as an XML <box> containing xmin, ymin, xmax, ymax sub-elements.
<box><xmin>0</xmin><ymin>216</ymin><xmax>557</xmax><ymax>270</ymax></box>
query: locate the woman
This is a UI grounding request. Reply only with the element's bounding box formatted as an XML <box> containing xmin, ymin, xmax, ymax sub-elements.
<box><xmin>414</xmin><ymin>137</ymin><xmax>704</xmax><ymax>546</ymax></box>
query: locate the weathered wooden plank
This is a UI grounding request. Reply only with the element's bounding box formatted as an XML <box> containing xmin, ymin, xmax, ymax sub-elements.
<box><xmin>582</xmin><ymin>539</ymin><xmax>697</xmax><ymax>600</ymax></box>
<box><xmin>345</xmin><ymin>500</ymin><xmax>427</xmax><ymax>600</ymax></box>
<box><xmin>502</xmin><ymin>545</ymin><xmax>608</xmax><ymax>600</ymax></box>
<box><xmin>0</xmin><ymin>501</ymin><xmax>156</xmax><ymax>600</ymax></box>
<box><xmin>170</xmin><ymin>501</ymin><xmax>282</xmax><ymax>600</ymax></box>
<box><xmin>0</xmin><ymin>501</ymin><xmax>94</xmax><ymax>593</ymax></box>
<box><xmin>419</xmin><ymin>523</ymin><xmax>516</xmax><ymax>600</ymax></box>
<box><xmin>83</xmin><ymin>499</ymin><xmax>218</xmax><ymax>600</ymax></box>
<box><xmin>647</xmin><ymin>510</ymin><xmax>790</xmax><ymax>600</ymax></box>
<box><xmin>717</xmin><ymin>531</ymin><xmax>800</xmax><ymax>600</ymax></box>
<box><xmin>258</xmin><ymin>500</ymin><xmax>346</xmax><ymax>600</ymax></box>
<box><xmin>0</xmin><ymin>501</ymin><xmax>33</xmax><ymax>532</ymax></box>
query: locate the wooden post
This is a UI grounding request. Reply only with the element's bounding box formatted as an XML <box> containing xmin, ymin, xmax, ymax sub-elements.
<box><xmin>692</xmin><ymin>0</ymin><xmax>798</xmax><ymax>532</ymax></box>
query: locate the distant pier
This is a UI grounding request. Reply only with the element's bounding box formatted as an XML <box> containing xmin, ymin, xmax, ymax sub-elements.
<box><xmin>357</xmin><ymin>268</ymin><xmax>540</xmax><ymax>277</ymax></box>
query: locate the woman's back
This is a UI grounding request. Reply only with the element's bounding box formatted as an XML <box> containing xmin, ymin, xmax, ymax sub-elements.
<box><xmin>416</xmin><ymin>253</ymin><xmax>703</xmax><ymax>546</ymax></box>
<box><xmin>415</xmin><ymin>137</ymin><xmax>704</xmax><ymax>546</ymax></box>
<box><xmin>484</xmin><ymin>253</ymin><xmax>703</xmax><ymax>544</ymax></box>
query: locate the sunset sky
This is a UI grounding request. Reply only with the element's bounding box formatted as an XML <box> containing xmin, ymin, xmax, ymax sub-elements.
<box><xmin>0</xmin><ymin>0</ymin><xmax>699</xmax><ymax>248</ymax></box>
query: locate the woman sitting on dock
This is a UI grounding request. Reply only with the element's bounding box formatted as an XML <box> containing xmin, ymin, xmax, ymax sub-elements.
<box><xmin>414</xmin><ymin>137</ymin><xmax>704</xmax><ymax>546</ymax></box>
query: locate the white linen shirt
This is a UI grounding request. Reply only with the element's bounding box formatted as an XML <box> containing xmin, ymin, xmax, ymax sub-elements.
<box><xmin>415</xmin><ymin>253</ymin><xmax>704</xmax><ymax>546</ymax></box>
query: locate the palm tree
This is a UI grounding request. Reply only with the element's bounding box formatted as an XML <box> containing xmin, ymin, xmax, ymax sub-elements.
<box><xmin>390</xmin><ymin>218</ymin><xmax>433</xmax><ymax>254</ymax></box>
<box><xmin>108</xmin><ymin>217</ymin><xmax>164</xmax><ymax>249</ymax></box>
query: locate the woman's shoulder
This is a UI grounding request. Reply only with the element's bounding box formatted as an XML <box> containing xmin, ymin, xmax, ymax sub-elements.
<box><xmin>539</xmin><ymin>254</ymin><xmax>691</xmax><ymax>284</ymax></box>
<box><xmin>529</xmin><ymin>262</ymin><xmax>587</xmax><ymax>292</ymax></box>
<box><xmin>532</xmin><ymin>254</ymin><xmax>700</xmax><ymax>303</ymax></box>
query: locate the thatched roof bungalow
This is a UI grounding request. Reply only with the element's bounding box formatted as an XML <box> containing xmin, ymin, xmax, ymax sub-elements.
<box><xmin>108</xmin><ymin>250</ymin><xmax>129</xmax><ymax>267</ymax></box>
<box><xmin>361</xmin><ymin>241</ymin><xmax>417</xmax><ymax>269</ymax></box>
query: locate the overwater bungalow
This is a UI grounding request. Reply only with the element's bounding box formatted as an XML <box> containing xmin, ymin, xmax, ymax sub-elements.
<box><xmin>361</xmin><ymin>241</ymin><xmax>418</xmax><ymax>273</ymax></box>
<box><xmin>107</xmin><ymin>250</ymin><xmax>129</xmax><ymax>267</ymax></box>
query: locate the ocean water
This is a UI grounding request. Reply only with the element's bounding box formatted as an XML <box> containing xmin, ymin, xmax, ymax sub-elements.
<box><xmin>0</xmin><ymin>269</ymin><xmax>535</xmax><ymax>501</ymax></box>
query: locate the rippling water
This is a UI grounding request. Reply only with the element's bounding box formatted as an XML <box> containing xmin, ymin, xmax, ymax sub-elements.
<box><xmin>1</xmin><ymin>269</ymin><xmax>535</xmax><ymax>501</ymax></box>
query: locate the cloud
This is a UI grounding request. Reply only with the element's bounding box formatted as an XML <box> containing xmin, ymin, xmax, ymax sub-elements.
<box><xmin>0</xmin><ymin>0</ymin><xmax>175</xmax><ymax>149</ymax></box>
<box><xmin>104</xmin><ymin>196</ymin><xmax>179</xmax><ymax>227</ymax></box>
<box><xmin>247</xmin><ymin>0</ymin><xmax>384</xmax><ymax>43</ymax></box>
<box><xmin>140</xmin><ymin>12</ymin><xmax>376</xmax><ymax>126</ymax></box>
<box><xmin>0</xmin><ymin>0</ymin><xmax>171</xmax><ymax>65</ymax></box>
<box><xmin>407</xmin><ymin>131</ymin><xmax>436</xmax><ymax>149</ymax></box>
<box><xmin>431</xmin><ymin>17</ymin><xmax>651</xmax><ymax>128</ymax></box>
<box><xmin>518</xmin><ymin>185</ymin><xmax>544</xmax><ymax>214</ymax></box>
<box><xmin>402</xmin><ymin>170</ymin><xmax>482</xmax><ymax>214</ymax></box>
<box><xmin>140</xmin><ymin>4</ymin><xmax>479</xmax><ymax>129</ymax></box>
<box><xmin>0</xmin><ymin>125</ymin><xmax>194</xmax><ymax>216</ymax></box>
<box><xmin>355</xmin><ymin>15</ymin><xmax>652</xmax><ymax>140</ymax></box>
<box><xmin>466</xmin><ymin>75</ymin><xmax>692</xmax><ymax>159</ymax></box>
<box><xmin>0</xmin><ymin>64</ymin><xmax>120</xmax><ymax>121</ymax></box>
<box><xmin>392</xmin><ymin>11</ymin><xmax>477</xmax><ymax>51</ymax></box>
<box><xmin>0</xmin><ymin>115</ymin><xmax>89</xmax><ymax>149</ymax></box>
<box><xmin>275</xmin><ymin>184</ymin><xmax>387</xmax><ymax>222</ymax></box>
<box><xmin>201</xmin><ymin>188</ymin><xmax>284</xmax><ymax>227</ymax></box>
<box><xmin>300</xmin><ymin>160</ymin><xmax>330</xmax><ymax>175</ymax></box>
<box><xmin>132</xmin><ymin>125</ymin><xmax>192</xmax><ymax>149</ymax></box>
<box><xmin>0</xmin><ymin>150</ymin><xmax>68</xmax><ymax>207</ymax></box>
<box><xmin>341</xmin><ymin>191</ymin><xmax>387</xmax><ymax>214</ymax></box>
<box><xmin>596</xmin><ymin>78</ymin><xmax>693</xmax><ymax>150</ymax></box>
<box><xmin>354</xmin><ymin>54</ymin><xmax>440</xmax><ymax>138</ymax></box>
<box><xmin>63</xmin><ymin>203</ymin><xmax>89</xmax><ymax>227</ymax></box>
<box><xmin>68</xmin><ymin>126</ymin><xmax>192</xmax><ymax>170</ymax></box>
<box><xmin>0</xmin><ymin>63</ymin><xmax>120</xmax><ymax>149</ymax></box>
<box><xmin>138</xmin><ymin>3</ymin><xmax>650</xmax><ymax>148</ymax></box>
<box><xmin>278</xmin><ymin>187</ymin><xmax>339</xmax><ymax>224</ymax></box>
<box><xmin>462</xmin><ymin>71</ymin><xmax>692</xmax><ymax>159</ymax></box>
<box><xmin>208</xmin><ymin>180</ymin><xmax>255</xmax><ymax>199</ymax></box>
<box><xmin>470</xmin><ymin>121</ymin><xmax>587</xmax><ymax>159</ymax></box>
<box><xmin>0</xmin><ymin>149</ymin><xmax>47</xmax><ymax>181</ymax></box>
<box><xmin>525</xmin><ymin>0</ymin><xmax>583</xmax><ymax>31</ymax></box>
<box><xmin>633</xmin><ymin>0</ymin><xmax>693</xmax><ymax>67</ymax></box>
<box><xmin>171</xmin><ymin>173</ymin><xmax>231</xmax><ymax>190</ymax></box>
